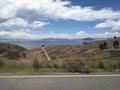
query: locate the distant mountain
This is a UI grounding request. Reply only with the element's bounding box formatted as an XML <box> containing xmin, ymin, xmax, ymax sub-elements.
<box><xmin>40</xmin><ymin>38</ymin><xmax>71</xmax><ymax>41</ymax></box>
<box><xmin>82</xmin><ymin>38</ymin><xmax>95</xmax><ymax>40</ymax></box>
<box><xmin>40</xmin><ymin>38</ymin><xmax>95</xmax><ymax>41</ymax></box>
<box><xmin>0</xmin><ymin>38</ymin><xmax>102</xmax><ymax>42</ymax></box>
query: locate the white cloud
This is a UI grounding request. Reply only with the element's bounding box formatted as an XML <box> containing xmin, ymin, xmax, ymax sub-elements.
<box><xmin>0</xmin><ymin>18</ymin><xmax>49</xmax><ymax>28</ymax></box>
<box><xmin>0</xmin><ymin>0</ymin><xmax>120</xmax><ymax>39</ymax></box>
<box><xmin>1</xmin><ymin>29</ymin><xmax>120</xmax><ymax>39</ymax></box>
<box><xmin>95</xmin><ymin>19</ymin><xmax>120</xmax><ymax>32</ymax></box>
<box><xmin>0</xmin><ymin>30</ymin><xmax>39</xmax><ymax>39</ymax></box>
<box><xmin>76</xmin><ymin>30</ymin><xmax>120</xmax><ymax>38</ymax></box>
<box><xmin>0</xmin><ymin>30</ymin><xmax>71</xmax><ymax>39</ymax></box>
<box><xmin>95</xmin><ymin>19</ymin><xmax>120</xmax><ymax>28</ymax></box>
<box><xmin>0</xmin><ymin>18</ymin><xmax>28</xmax><ymax>27</ymax></box>
<box><xmin>45</xmin><ymin>31</ymin><xmax>71</xmax><ymax>39</ymax></box>
<box><xmin>30</xmin><ymin>21</ymin><xmax>49</xmax><ymax>28</ymax></box>
<box><xmin>0</xmin><ymin>0</ymin><xmax>120</xmax><ymax>21</ymax></box>
<box><xmin>75</xmin><ymin>31</ymin><xmax>87</xmax><ymax>36</ymax></box>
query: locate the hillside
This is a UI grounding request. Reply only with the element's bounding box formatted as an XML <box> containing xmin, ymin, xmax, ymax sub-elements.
<box><xmin>26</xmin><ymin>38</ymin><xmax>120</xmax><ymax>61</ymax></box>
<box><xmin>0</xmin><ymin>39</ymin><xmax>120</xmax><ymax>74</ymax></box>
<box><xmin>0</xmin><ymin>43</ymin><xmax>26</xmax><ymax>59</ymax></box>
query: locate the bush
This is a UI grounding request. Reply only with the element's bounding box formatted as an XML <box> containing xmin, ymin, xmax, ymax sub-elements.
<box><xmin>0</xmin><ymin>59</ymin><xmax>5</xmax><ymax>68</ymax></box>
<box><xmin>103</xmin><ymin>41</ymin><xmax>107</xmax><ymax>49</ymax></box>
<box><xmin>6</xmin><ymin>51</ymin><xmax>21</xmax><ymax>60</ymax></box>
<box><xmin>42</xmin><ymin>45</ymin><xmax>45</xmax><ymax>47</ymax></box>
<box><xmin>83</xmin><ymin>42</ymin><xmax>88</xmax><ymax>45</ymax></box>
<box><xmin>98</xmin><ymin>61</ymin><xmax>104</xmax><ymax>69</ymax></box>
<box><xmin>33</xmin><ymin>57</ymin><xmax>42</xmax><ymax>69</ymax></box>
<box><xmin>99</xmin><ymin>41</ymin><xmax>107</xmax><ymax>50</ymax></box>
<box><xmin>64</xmin><ymin>60</ymin><xmax>90</xmax><ymax>73</ymax></box>
<box><xmin>99</xmin><ymin>44</ymin><xmax>105</xmax><ymax>50</ymax></box>
<box><xmin>0</xmin><ymin>48</ymin><xmax>7</xmax><ymax>54</ymax></box>
<box><xmin>51</xmin><ymin>55</ymin><xmax>57</xmax><ymax>60</ymax></box>
<box><xmin>114</xmin><ymin>36</ymin><xmax>117</xmax><ymax>39</ymax></box>
<box><xmin>113</xmin><ymin>40</ymin><xmax>119</xmax><ymax>49</ymax></box>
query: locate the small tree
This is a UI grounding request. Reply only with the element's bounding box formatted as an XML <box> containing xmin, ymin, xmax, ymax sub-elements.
<box><xmin>99</xmin><ymin>41</ymin><xmax>108</xmax><ymax>50</ymax></box>
<box><xmin>0</xmin><ymin>59</ymin><xmax>5</xmax><ymax>68</ymax></box>
<box><xmin>103</xmin><ymin>41</ymin><xmax>107</xmax><ymax>49</ymax></box>
<box><xmin>98</xmin><ymin>62</ymin><xmax>104</xmax><ymax>69</ymax></box>
<box><xmin>114</xmin><ymin>36</ymin><xmax>117</xmax><ymax>39</ymax></box>
<box><xmin>6</xmin><ymin>51</ymin><xmax>20</xmax><ymax>60</ymax></box>
<box><xmin>99</xmin><ymin>44</ymin><xmax>105</xmax><ymax>50</ymax></box>
<box><xmin>33</xmin><ymin>56</ymin><xmax>42</xmax><ymax>70</ymax></box>
<box><xmin>42</xmin><ymin>45</ymin><xmax>45</xmax><ymax>47</ymax></box>
<box><xmin>113</xmin><ymin>40</ymin><xmax>119</xmax><ymax>49</ymax></box>
<box><xmin>83</xmin><ymin>42</ymin><xmax>88</xmax><ymax>45</ymax></box>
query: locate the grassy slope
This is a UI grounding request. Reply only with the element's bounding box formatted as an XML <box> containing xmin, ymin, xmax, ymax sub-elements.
<box><xmin>0</xmin><ymin>39</ymin><xmax>120</xmax><ymax>74</ymax></box>
<box><xmin>0</xmin><ymin>43</ymin><xmax>26</xmax><ymax>52</ymax></box>
<box><xmin>0</xmin><ymin>43</ymin><xmax>26</xmax><ymax>59</ymax></box>
<box><xmin>20</xmin><ymin>38</ymin><xmax>120</xmax><ymax>74</ymax></box>
<box><xmin>31</xmin><ymin>38</ymin><xmax>120</xmax><ymax>60</ymax></box>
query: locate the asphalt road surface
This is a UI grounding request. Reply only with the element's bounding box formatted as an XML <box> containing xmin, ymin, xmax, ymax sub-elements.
<box><xmin>0</xmin><ymin>75</ymin><xmax>120</xmax><ymax>90</ymax></box>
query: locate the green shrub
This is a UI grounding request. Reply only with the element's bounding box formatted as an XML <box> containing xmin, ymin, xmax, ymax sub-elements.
<box><xmin>51</xmin><ymin>60</ymin><xmax>61</xmax><ymax>68</ymax></box>
<box><xmin>77</xmin><ymin>49</ymin><xmax>88</xmax><ymax>54</ymax></box>
<box><xmin>99</xmin><ymin>44</ymin><xmax>104</xmax><ymax>50</ymax></box>
<box><xmin>0</xmin><ymin>48</ymin><xmax>7</xmax><ymax>54</ymax></box>
<box><xmin>63</xmin><ymin>60</ymin><xmax>90</xmax><ymax>73</ymax></box>
<box><xmin>6</xmin><ymin>51</ymin><xmax>21</xmax><ymax>60</ymax></box>
<box><xmin>33</xmin><ymin>57</ymin><xmax>42</xmax><ymax>69</ymax></box>
<box><xmin>113</xmin><ymin>40</ymin><xmax>119</xmax><ymax>49</ymax></box>
<box><xmin>51</xmin><ymin>55</ymin><xmax>57</xmax><ymax>60</ymax></box>
<box><xmin>98</xmin><ymin>61</ymin><xmax>104</xmax><ymax>69</ymax></box>
<box><xmin>0</xmin><ymin>59</ymin><xmax>5</xmax><ymax>68</ymax></box>
<box><xmin>99</xmin><ymin>41</ymin><xmax>108</xmax><ymax>50</ymax></box>
<box><xmin>103</xmin><ymin>41</ymin><xmax>107</xmax><ymax>49</ymax></box>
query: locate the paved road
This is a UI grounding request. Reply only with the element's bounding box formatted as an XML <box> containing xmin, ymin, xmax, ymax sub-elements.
<box><xmin>0</xmin><ymin>75</ymin><xmax>120</xmax><ymax>90</ymax></box>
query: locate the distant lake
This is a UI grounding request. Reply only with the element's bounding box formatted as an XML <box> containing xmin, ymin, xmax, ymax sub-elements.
<box><xmin>0</xmin><ymin>39</ymin><xmax>100</xmax><ymax>49</ymax></box>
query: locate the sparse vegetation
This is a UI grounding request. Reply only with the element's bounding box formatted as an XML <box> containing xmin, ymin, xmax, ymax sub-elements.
<box><xmin>33</xmin><ymin>56</ymin><xmax>42</xmax><ymax>69</ymax></box>
<box><xmin>42</xmin><ymin>45</ymin><xmax>45</xmax><ymax>47</ymax></box>
<box><xmin>99</xmin><ymin>44</ymin><xmax>105</xmax><ymax>50</ymax></box>
<box><xmin>0</xmin><ymin>43</ymin><xmax>26</xmax><ymax>60</ymax></box>
<box><xmin>0</xmin><ymin>59</ymin><xmax>5</xmax><ymax>68</ymax></box>
<box><xmin>113</xmin><ymin>40</ymin><xmax>119</xmax><ymax>49</ymax></box>
<box><xmin>6</xmin><ymin>51</ymin><xmax>21</xmax><ymax>60</ymax></box>
<box><xmin>0</xmin><ymin>38</ymin><xmax>120</xmax><ymax>75</ymax></box>
<box><xmin>0</xmin><ymin>57</ymin><xmax>120</xmax><ymax>74</ymax></box>
<box><xmin>114</xmin><ymin>36</ymin><xmax>117</xmax><ymax>39</ymax></box>
<box><xmin>103</xmin><ymin>41</ymin><xmax>107</xmax><ymax>49</ymax></box>
<box><xmin>83</xmin><ymin>42</ymin><xmax>88</xmax><ymax>45</ymax></box>
<box><xmin>99</xmin><ymin>41</ymin><xmax>107</xmax><ymax>50</ymax></box>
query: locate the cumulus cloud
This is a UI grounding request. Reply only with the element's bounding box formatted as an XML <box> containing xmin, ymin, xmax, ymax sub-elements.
<box><xmin>45</xmin><ymin>31</ymin><xmax>71</xmax><ymax>39</ymax></box>
<box><xmin>0</xmin><ymin>0</ymin><xmax>120</xmax><ymax>21</ymax></box>
<box><xmin>30</xmin><ymin>21</ymin><xmax>49</xmax><ymax>28</ymax></box>
<box><xmin>0</xmin><ymin>30</ymin><xmax>71</xmax><ymax>39</ymax></box>
<box><xmin>0</xmin><ymin>18</ymin><xmax>28</xmax><ymax>27</ymax></box>
<box><xmin>0</xmin><ymin>18</ymin><xmax>49</xmax><ymax>28</ymax></box>
<box><xmin>95</xmin><ymin>19</ymin><xmax>120</xmax><ymax>32</ymax></box>
<box><xmin>1</xmin><ymin>29</ymin><xmax>120</xmax><ymax>39</ymax></box>
<box><xmin>76</xmin><ymin>30</ymin><xmax>120</xmax><ymax>38</ymax></box>
<box><xmin>95</xmin><ymin>20</ymin><xmax>120</xmax><ymax>28</ymax></box>
<box><xmin>0</xmin><ymin>0</ymin><xmax>120</xmax><ymax>39</ymax></box>
<box><xmin>0</xmin><ymin>30</ymin><xmax>39</xmax><ymax>39</ymax></box>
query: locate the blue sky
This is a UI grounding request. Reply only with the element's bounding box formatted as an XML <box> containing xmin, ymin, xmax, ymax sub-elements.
<box><xmin>0</xmin><ymin>0</ymin><xmax>120</xmax><ymax>39</ymax></box>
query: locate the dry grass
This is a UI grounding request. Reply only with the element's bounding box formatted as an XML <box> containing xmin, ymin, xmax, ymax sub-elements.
<box><xmin>0</xmin><ymin>38</ymin><xmax>120</xmax><ymax>74</ymax></box>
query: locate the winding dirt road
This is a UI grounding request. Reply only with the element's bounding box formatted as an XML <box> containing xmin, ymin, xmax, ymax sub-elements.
<box><xmin>42</xmin><ymin>47</ymin><xmax>51</xmax><ymax>61</ymax></box>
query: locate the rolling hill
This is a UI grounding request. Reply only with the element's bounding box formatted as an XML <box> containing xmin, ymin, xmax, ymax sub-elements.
<box><xmin>25</xmin><ymin>38</ymin><xmax>120</xmax><ymax>61</ymax></box>
<box><xmin>0</xmin><ymin>43</ymin><xmax>26</xmax><ymax>59</ymax></box>
<box><xmin>0</xmin><ymin>38</ymin><xmax>120</xmax><ymax>74</ymax></box>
